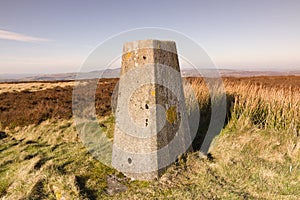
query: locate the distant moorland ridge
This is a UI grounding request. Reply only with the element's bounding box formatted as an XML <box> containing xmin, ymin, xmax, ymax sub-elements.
<box><xmin>1</xmin><ymin>68</ymin><xmax>299</xmax><ymax>82</ymax></box>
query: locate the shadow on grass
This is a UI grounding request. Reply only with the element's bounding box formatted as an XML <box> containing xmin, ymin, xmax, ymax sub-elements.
<box><xmin>75</xmin><ymin>176</ymin><xmax>98</xmax><ymax>200</ymax></box>
<box><xmin>191</xmin><ymin>94</ymin><xmax>235</xmax><ymax>153</ymax></box>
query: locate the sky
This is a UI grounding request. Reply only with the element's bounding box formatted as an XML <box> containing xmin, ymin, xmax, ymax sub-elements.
<box><xmin>0</xmin><ymin>0</ymin><xmax>300</xmax><ymax>74</ymax></box>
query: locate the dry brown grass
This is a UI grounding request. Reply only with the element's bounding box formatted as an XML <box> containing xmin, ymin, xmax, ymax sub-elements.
<box><xmin>186</xmin><ymin>76</ymin><xmax>300</xmax><ymax>133</ymax></box>
<box><xmin>0</xmin><ymin>81</ymin><xmax>76</xmax><ymax>94</ymax></box>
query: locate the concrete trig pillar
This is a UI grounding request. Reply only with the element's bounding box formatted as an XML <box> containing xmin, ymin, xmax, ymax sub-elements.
<box><xmin>112</xmin><ymin>39</ymin><xmax>191</xmax><ymax>180</ymax></box>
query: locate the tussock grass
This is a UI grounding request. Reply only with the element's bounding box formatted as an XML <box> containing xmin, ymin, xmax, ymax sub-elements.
<box><xmin>187</xmin><ymin>77</ymin><xmax>300</xmax><ymax>134</ymax></box>
<box><xmin>226</xmin><ymin>82</ymin><xmax>299</xmax><ymax>133</ymax></box>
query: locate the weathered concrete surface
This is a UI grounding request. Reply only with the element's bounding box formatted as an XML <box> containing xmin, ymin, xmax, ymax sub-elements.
<box><xmin>112</xmin><ymin>40</ymin><xmax>191</xmax><ymax>180</ymax></box>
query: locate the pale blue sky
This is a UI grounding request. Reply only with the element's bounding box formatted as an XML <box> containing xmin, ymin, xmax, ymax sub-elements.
<box><xmin>0</xmin><ymin>0</ymin><xmax>299</xmax><ymax>74</ymax></box>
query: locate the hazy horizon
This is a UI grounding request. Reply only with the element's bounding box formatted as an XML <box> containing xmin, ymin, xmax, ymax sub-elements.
<box><xmin>1</xmin><ymin>66</ymin><xmax>299</xmax><ymax>79</ymax></box>
<box><xmin>1</xmin><ymin>64</ymin><xmax>300</xmax><ymax>76</ymax></box>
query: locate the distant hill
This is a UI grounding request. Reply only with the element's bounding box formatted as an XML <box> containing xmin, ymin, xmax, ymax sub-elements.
<box><xmin>0</xmin><ymin>69</ymin><xmax>120</xmax><ymax>82</ymax></box>
<box><xmin>182</xmin><ymin>68</ymin><xmax>300</xmax><ymax>77</ymax></box>
<box><xmin>1</xmin><ymin>68</ymin><xmax>299</xmax><ymax>82</ymax></box>
<box><xmin>0</xmin><ymin>73</ymin><xmax>41</xmax><ymax>82</ymax></box>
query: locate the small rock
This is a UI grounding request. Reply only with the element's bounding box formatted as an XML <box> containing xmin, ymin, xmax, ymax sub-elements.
<box><xmin>105</xmin><ymin>174</ymin><xmax>128</xmax><ymax>196</ymax></box>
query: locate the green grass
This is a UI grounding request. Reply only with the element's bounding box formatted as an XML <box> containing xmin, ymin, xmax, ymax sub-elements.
<box><xmin>111</xmin><ymin>121</ymin><xmax>299</xmax><ymax>199</ymax></box>
<box><xmin>0</xmin><ymin>116</ymin><xmax>299</xmax><ymax>199</ymax></box>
